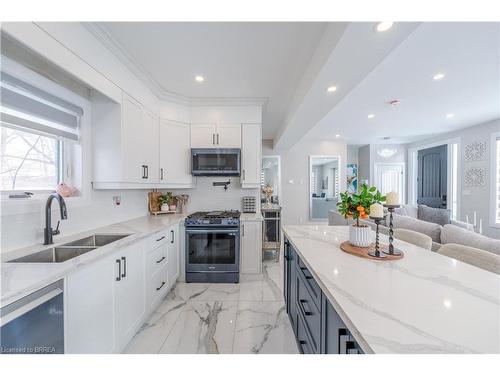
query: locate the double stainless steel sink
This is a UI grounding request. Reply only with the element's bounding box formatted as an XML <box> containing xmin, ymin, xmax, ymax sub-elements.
<box><xmin>8</xmin><ymin>234</ymin><xmax>131</xmax><ymax>263</ymax></box>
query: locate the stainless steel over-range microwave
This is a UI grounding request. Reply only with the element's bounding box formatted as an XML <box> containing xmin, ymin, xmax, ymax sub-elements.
<box><xmin>191</xmin><ymin>148</ymin><xmax>241</xmax><ymax>176</ymax></box>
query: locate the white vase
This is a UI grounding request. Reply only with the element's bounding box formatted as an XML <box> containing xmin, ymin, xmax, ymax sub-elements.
<box><xmin>349</xmin><ymin>225</ymin><xmax>373</xmax><ymax>248</ymax></box>
<box><xmin>161</xmin><ymin>204</ymin><xmax>170</xmax><ymax>212</ymax></box>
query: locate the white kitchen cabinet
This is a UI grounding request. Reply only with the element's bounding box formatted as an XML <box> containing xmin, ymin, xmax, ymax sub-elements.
<box><xmin>190</xmin><ymin>123</ymin><xmax>241</xmax><ymax>148</ymax></box>
<box><xmin>66</xmin><ymin>243</ymin><xmax>146</xmax><ymax>353</ymax></box>
<box><xmin>190</xmin><ymin>123</ymin><xmax>217</xmax><ymax>148</ymax></box>
<box><xmin>168</xmin><ymin>224</ymin><xmax>180</xmax><ymax>288</ymax></box>
<box><xmin>217</xmin><ymin>123</ymin><xmax>242</xmax><ymax>147</ymax></box>
<box><xmin>240</xmin><ymin>220</ymin><xmax>262</xmax><ymax>274</ymax></box>
<box><xmin>159</xmin><ymin>120</ymin><xmax>193</xmax><ymax>186</ymax></box>
<box><xmin>241</xmin><ymin>123</ymin><xmax>262</xmax><ymax>188</ymax></box>
<box><xmin>66</xmin><ymin>255</ymin><xmax>116</xmax><ymax>354</ymax></box>
<box><xmin>114</xmin><ymin>244</ymin><xmax>146</xmax><ymax>350</ymax></box>
<box><xmin>92</xmin><ymin>92</ymin><xmax>159</xmax><ymax>188</ymax></box>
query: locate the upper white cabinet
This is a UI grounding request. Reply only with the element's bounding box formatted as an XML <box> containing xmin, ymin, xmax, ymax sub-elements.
<box><xmin>241</xmin><ymin>123</ymin><xmax>262</xmax><ymax>188</ymax></box>
<box><xmin>159</xmin><ymin>120</ymin><xmax>193</xmax><ymax>186</ymax></box>
<box><xmin>92</xmin><ymin>92</ymin><xmax>159</xmax><ymax>187</ymax></box>
<box><xmin>191</xmin><ymin>123</ymin><xmax>241</xmax><ymax>148</ymax></box>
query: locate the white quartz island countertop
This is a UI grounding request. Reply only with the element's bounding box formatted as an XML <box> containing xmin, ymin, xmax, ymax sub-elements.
<box><xmin>1</xmin><ymin>214</ymin><xmax>187</xmax><ymax>306</ymax></box>
<box><xmin>282</xmin><ymin>225</ymin><xmax>500</xmax><ymax>354</ymax></box>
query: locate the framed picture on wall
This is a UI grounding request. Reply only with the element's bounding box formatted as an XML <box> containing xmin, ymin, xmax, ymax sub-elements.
<box><xmin>346</xmin><ymin>163</ymin><xmax>358</xmax><ymax>193</ymax></box>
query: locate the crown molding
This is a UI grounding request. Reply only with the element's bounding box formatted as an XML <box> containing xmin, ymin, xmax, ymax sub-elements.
<box><xmin>82</xmin><ymin>22</ymin><xmax>267</xmax><ymax>108</ymax></box>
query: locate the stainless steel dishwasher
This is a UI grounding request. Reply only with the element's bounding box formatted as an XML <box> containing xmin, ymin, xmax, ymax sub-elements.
<box><xmin>1</xmin><ymin>280</ymin><xmax>64</xmax><ymax>354</ymax></box>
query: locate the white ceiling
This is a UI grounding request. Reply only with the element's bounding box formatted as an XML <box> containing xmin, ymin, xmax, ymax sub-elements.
<box><xmin>306</xmin><ymin>22</ymin><xmax>500</xmax><ymax>144</ymax></box>
<box><xmin>89</xmin><ymin>22</ymin><xmax>328</xmax><ymax>139</ymax></box>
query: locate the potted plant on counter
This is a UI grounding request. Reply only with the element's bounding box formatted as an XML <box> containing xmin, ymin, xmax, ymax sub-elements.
<box><xmin>337</xmin><ymin>184</ymin><xmax>385</xmax><ymax>247</ymax></box>
<box><xmin>166</xmin><ymin>192</ymin><xmax>178</xmax><ymax>212</ymax></box>
<box><xmin>158</xmin><ymin>194</ymin><xmax>170</xmax><ymax>212</ymax></box>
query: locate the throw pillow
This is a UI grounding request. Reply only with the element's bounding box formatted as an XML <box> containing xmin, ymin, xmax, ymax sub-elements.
<box><xmin>418</xmin><ymin>205</ymin><xmax>451</xmax><ymax>226</ymax></box>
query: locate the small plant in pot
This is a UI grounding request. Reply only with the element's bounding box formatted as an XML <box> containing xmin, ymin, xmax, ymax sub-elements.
<box><xmin>158</xmin><ymin>194</ymin><xmax>170</xmax><ymax>212</ymax></box>
<box><xmin>337</xmin><ymin>184</ymin><xmax>385</xmax><ymax>247</ymax></box>
<box><xmin>166</xmin><ymin>192</ymin><xmax>178</xmax><ymax>212</ymax></box>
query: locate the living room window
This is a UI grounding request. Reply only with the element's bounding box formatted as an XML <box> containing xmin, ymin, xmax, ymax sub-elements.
<box><xmin>492</xmin><ymin>133</ymin><xmax>500</xmax><ymax>227</ymax></box>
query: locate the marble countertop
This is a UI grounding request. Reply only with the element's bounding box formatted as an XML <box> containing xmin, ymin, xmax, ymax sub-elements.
<box><xmin>282</xmin><ymin>225</ymin><xmax>500</xmax><ymax>354</ymax></box>
<box><xmin>1</xmin><ymin>214</ymin><xmax>187</xmax><ymax>306</ymax></box>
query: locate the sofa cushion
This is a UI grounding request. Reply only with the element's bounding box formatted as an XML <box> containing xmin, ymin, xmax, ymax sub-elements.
<box><xmin>441</xmin><ymin>224</ymin><xmax>500</xmax><ymax>255</ymax></box>
<box><xmin>392</xmin><ymin>214</ymin><xmax>442</xmax><ymax>243</ymax></box>
<box><xmin>418</xmin><ymin>205</ymin><xmax>451</xmax><ymax>226</ymax></box>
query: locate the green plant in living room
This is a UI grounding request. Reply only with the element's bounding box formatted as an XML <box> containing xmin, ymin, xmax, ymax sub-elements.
<box><xmin>338</xmin><ymin>184</ymin><xmax>386</xmax><ymax>226</ymax></box>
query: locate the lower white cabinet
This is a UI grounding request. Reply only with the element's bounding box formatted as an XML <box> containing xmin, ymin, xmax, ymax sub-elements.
<box><xmin>240</xmin><ymin>220</ymin><xmax>262</xmax><ymax>274</ymax></box>
<box><xmin>66</xmin><ymin>224</ymin><xmax>181</xmax><ymax>353</ymax></box>
<box><xmin>168</xmin><ymin>224</ymin><xmax>180</xmax><ymax>287</ymax></box>
<box><xmin>66</xmin><ymin>243</ymin><xmax>145</xmax><ymax>353</ymax></box>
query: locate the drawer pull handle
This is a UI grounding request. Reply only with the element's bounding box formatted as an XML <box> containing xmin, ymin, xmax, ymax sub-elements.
<box><xmin>299</xmin><ymin>299</ymin><xmax>313</xmax><ymax>316</ymax></box>
<box><xmin>299</xmin><ymin>340</ymin><xmax>307</xmax><ymax>345</ymax></box>
<box><xmin>156</xmin><ymin>282</ymin><xmax>166</xmax><ymax>291</ymax></box>
<box><xmin>156</xmin><ymin>236</ymin><xmax>166</xmax><ymax>242</ymax></box>
<box><xmin>156</xmin><ymin>256</ymin><xmax>166</xmax><ymax>264</ymax></box>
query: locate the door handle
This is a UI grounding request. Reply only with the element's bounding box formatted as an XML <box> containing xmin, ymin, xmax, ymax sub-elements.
<box><xmin>156</xmin><ymin>282</ymin><xmax>166</xmax><ymax>291</ymax></box>
<box><xmin>345</xmin><ymin>341</ymin><xmax>356</xmax><ymax>354</ymax></box>
<box><xmin>171</xmin><ymin>230</ymin><xmax>174</xmax><ymax>244</ymax></box>
<box><xmin>156</xmin><ymin>236</ymin><xmax>166</xmax><ymax>242</ymax></box>
<box><xmin>160</xmin><ymin>168</ymin><xmax>164</xmax><ymax>180</ymax></box>
<box><xmin>242</xmin><ymin>224</ymin><xmax>245</xmax><ymax>236</ymax></box>
<box><xmin>145</xmin><ymin>165</ymin><xmax>149</xmax><ymax>179</ymax></box>
<box><xmin>242</xmin><ymin>169</ymin><xmax>245</xmax><ymax>180</ymax></box>
<box><xmin>116</xmin><ymin>259</ymin><xmax>121</xmax><ymax>281</ymax></box>
<box><xmin>121</xmin><ymin>256</ymin><xmax>126</xmax><ymax>278</ymax></box>
<box><xmin>216</xmin><ymin>134</ymin><xmax>219</xmax><ymax>145</ymax></box>
<box><xmin>212</xmin><ymin>134</ymin><xmax>215</xmax><ymax>145</ymax></box>
<box><xmin>156</xmin><ymin>256</ymin><xmax>166</xmax><ymax>264</ymax></box>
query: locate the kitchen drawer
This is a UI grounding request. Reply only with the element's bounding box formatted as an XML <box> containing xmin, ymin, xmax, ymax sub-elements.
<box><xmin>296</xmin><ymin>270</ymin><xmax>321</xmax><ymax>353</ymax></box>
<box><xmin>147</xmin><ymin>265</ymin><xmax>169</xmax><ymax>310</ymax></box>
<box><xmin>296</xmin><ymin>311</ymin><xmax>314</xmax><ymax>354</ymax></box>
<box><xmin>146</xmin><ymin>243</ymin><xmax>168</xmax><ymax>275</ymax></box>
<box><xmin>145</xmin><ymin>228</ymin><xmax>171</xmax><ymax>251</ymax></box>
<box><xmin>296</xmin><ymin>256</ymin><xmax>321</xmax><ymax>310</ymax></box>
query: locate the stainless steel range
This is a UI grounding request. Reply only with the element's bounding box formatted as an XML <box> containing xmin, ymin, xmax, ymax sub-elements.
<box><xmin>185</xmin><ymin>210</ymin><xmax>241</xmax><ymax>283</ymax></box>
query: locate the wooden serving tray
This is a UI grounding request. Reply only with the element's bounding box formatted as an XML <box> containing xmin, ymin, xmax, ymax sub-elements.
<box><xmin>340</xmin><ymin>241</ymin><xmax>404</xmax><ymax>261</ymax></box>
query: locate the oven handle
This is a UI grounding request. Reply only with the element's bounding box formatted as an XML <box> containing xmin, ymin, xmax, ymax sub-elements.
<box><xmin>185</xmin><ymin>228</ymin><xmax>239</xmax><ymax>234</ymax></box>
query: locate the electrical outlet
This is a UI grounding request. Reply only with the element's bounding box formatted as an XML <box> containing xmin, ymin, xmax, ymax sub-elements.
<box><xmin>113</xmin><ymin>196</ymin><xmax>121</xmax><ymax>206</ymax></box>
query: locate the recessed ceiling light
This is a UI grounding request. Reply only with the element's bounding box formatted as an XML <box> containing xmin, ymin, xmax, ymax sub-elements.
<box><xmin>327</xmin><ymin>86</ymin><xmax>337</xmax><ymax>93</ymax></box>
<box><xmin>375</xmin><ymin>22</ymin><xmax>394</xmax><ymax>32</ymax></box>
<box><xmin>446</xmin><ymin>113</ymin><xmax>455</xmax><ymax>118</ymax></box>
<box><xmin>367</xmin><ymin>114</ymin><xmax>375</xmax><ymax>119</ymax></box>
<box><xmin>433</xmin><ymin>73</ymin><xmax>445</xmax><ymax>80</ymax></box>
<box><xmin>195</xmin><ymin>75</ymin><xmax>204</xmax><ymax>82</ymax></box>
<box><xmin>335</xmin><ymin>134</ymin><xmax>340</xmax><ymax>138</ymax></box>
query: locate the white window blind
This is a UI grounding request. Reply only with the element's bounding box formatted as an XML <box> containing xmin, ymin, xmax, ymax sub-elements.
<box><xmin>0</xmin><ymin>71</ymin><xmax>83</xmax><ymax>141</ymax></box>
<box><xmin>496</xmin><ymin>138</ymin><xmax>500</xmax><ymax>224</ymax></box>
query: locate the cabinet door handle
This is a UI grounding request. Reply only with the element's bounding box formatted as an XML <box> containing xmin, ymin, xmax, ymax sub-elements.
<box><xmin>299</xmin><ymin>299</ymin><xmax>312</xmax><ymax>316</ymax></box>
<box><xmin>121</xmin><ymin>256</ymin><xmax>126</xmax><ymax>278</ymax></box>
<box><xmin>156</xmin><ymin>281</ymin><xmax>166</xmax><ymax>291</ymax></box>
<box><xmin>242</xmin><ymin>224</ymin><xmax>245</xmax><ymax>236</ymax></box>
<box><xmin>156</xmin><ymin>256</ymin><xmax>166</xmax><ymax>264</ymax></box>
<box><xmin>141</xmin><ymin>165</ymin><xmax>146</xmax><ymax>179</ymax></box>
<box><xmin>171</xmin><ymin>230</ymin><xmax>174</xmax><ymax>244</ymax></box>
<box><xmin>145</xmin><ymin>165</ymin><xmax>149</xmax><ymax>179</ymax></box>
<box><xmin>156</xmin><ymin>236</ymin><xmax>166</xmax><ymax>242</ymax></box>
<box><xmin>216</xmin><ymin>133</ymin><xmax>219</xmax><ymax>145</ymax></box>
<box><xmin>160</xmin><ymin>168</ymin><xmax>164</xmax><ymax>180</ymax></box>
<box><xmin>212</xmin><ymin>134</ymin><xmax>215</xmax><ymax>145</ymax></box>
<box><xmin>345</xmin><ymin>341</ymin><xmax>356</xmax><ymax>354</ymax></box>
<box><xmin>115</xmin><ymin>259</ymin><xmax>121</xmax><ymax>281</ymax></box>
<box><xmin>242</xmin><ymin>169</ymin><xmax>246</xmax><ymax>180</ymax></box>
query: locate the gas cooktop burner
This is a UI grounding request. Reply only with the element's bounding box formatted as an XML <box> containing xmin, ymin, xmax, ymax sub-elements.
<box><xmin>185</xmin><ymin>210</ymin><xmax>240</xmax><ymax>227</ymax></box>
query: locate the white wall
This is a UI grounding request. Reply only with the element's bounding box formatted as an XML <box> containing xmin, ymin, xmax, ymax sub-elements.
<box><xmin>263</xmin><ymin>139</ymin><xmax>347</xmax><ymax>225</ymax></box>
<box><xmin>408</xmin><ymin>119</ymin><xmax>500</xmax><ymax>239</ymax></box>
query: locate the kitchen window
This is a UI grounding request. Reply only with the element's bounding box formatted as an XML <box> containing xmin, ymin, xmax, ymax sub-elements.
<box><xmin>0</xmin><ymin>69</ymin><xmax>82</xmax><ymax>194</ymax></box>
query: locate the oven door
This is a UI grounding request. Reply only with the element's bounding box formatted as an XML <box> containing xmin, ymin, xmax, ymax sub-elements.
<box><xmin>191</xmin><ymin>148</ymin><xmax>241</xmax><ymax>176</ymax></box>
<box><xmin>186</xmin><ymin>227</ymin><xmax>240</xmax><ymax>272</ymax></box>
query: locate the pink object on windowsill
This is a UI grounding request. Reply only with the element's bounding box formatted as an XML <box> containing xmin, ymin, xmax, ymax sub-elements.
<box><xmin>55</xmin><ymin>182</ymin><xmax>76</xmax><ymax>197</ymax></box>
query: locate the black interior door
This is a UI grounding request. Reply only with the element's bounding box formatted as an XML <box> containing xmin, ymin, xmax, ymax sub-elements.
<box><xmin>417</xmin><ymin>144</ymin><xmax>447</xmax><ymax>208</ymax></box>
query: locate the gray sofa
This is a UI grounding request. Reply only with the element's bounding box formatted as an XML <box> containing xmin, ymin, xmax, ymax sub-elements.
<box><xmin>328</xmin><ymin>206</ymin><xmax>500</xmax><ymax>255</ymax></box>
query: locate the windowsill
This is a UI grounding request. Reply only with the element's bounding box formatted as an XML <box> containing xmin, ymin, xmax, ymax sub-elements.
<box><xmin>1</xmin><ymin>193</ymin><xmax>90</xmax><ymax>216</ymax></box>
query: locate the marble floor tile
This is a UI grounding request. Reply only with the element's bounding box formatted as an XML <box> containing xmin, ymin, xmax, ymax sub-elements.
<box><xmin>262</xmin><ymin>262</ymin><xmax>284</xmax><ymax>302</ymax></box>
<box><xmin>124</xmin><ymin>291</ymin><xmax>187</xmax><ymax>354</ymax></box>
<box><xmin>158</xmin><ymin>300</ymin><xmax>237</xmax><ymax>354</ymax></box>
<box><xmin>239</xmin><ymin>279</ymin><xmax>263</xmax><ymax>301</ymax></box>
<box><xmin>233</xmin><ymin>301</ymin><xmax>299</xmax><ymax>354</ymax></box>
<box><xmin>175</xmin><ymin>282</ymin><xmax>240</xmax><ymax>302</ymax></box>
